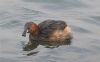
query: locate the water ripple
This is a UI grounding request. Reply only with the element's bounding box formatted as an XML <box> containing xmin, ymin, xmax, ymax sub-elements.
<box><xmin>0</xmin><ymin>20</ymin><xmax>23</xmax><ymax>29</ymax></box>
<box><xmin>71</xmin><ymin>25</ymin><xmax>92</xmax><ymax>33</ymax></box>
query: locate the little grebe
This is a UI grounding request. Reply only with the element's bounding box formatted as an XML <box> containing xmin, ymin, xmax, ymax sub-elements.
<box><xmin>22</xmin><ymin>20</ymin><xmax>73</xmax><ymax>45</ymax></box>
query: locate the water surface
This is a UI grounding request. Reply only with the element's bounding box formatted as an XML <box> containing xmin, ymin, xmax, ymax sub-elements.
<box><xmin>0</xmin><ymin>0</ymin><xmax>100</xmax><ymax>62</ymax></box>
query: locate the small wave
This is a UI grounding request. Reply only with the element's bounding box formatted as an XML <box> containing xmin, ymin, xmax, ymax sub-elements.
<box><xmin>80</xmin><ymin>16</ymin><xmax>100</xmax><ymax>26</ymax></box>
<box><xmin>0</xmin><ymin>20</ymin><xmax>23</xmax><ymax>29</ymax></box>
<box><xmin>22</xmin><ymin>0</ymin><xmax>87</xmax><ymax>9</ymax></box>
<box><xmin>71</xmin><ymin>25</ymin><xmax>92</xmax><ymax>34</ymax></box>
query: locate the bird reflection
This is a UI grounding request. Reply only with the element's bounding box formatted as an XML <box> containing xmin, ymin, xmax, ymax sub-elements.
<box><xmin>23</xmin><ymin>40</ymin><xmax>72</xmax><ymax>51</ymax></box>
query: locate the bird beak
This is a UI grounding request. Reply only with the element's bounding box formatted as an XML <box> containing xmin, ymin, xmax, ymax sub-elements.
<box><xmin>22</xmin><ymin>27</ymin><xmax>27</xmax><ymax>37</ymax></box>
<box><xmin>22</xmin><ymin>31</ymin><xmax>26</xmax><ymax>37</ymax></box>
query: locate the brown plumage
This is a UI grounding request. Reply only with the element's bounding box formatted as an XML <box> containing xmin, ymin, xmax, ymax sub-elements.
<box><xmin>22</xmin><ymin>19</ymin><xmax>73</xmax><ymax>45</ymax></box>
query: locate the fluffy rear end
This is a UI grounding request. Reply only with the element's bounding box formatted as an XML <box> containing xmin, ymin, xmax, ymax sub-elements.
<box><xmin>49</xmin><ymin>26</ymin><xmax>72</xmax><ymax>42</ymax></box>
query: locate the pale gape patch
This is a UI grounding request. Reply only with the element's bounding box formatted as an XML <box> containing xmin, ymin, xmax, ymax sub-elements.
<box><xmin>49</xmin><ymin>26</ymin><xmax>72</xmax><ymax>41</ymax></box>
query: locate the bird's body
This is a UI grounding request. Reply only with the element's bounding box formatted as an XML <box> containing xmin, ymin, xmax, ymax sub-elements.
<box><xmin>22</xmin><ymin>20</ymin><xmax>72</xmax><ymax>45</ymax></box>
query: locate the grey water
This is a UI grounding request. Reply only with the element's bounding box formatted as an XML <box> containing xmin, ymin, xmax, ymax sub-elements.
<box><xmin>0</xmin><ymin>0</ymin><xmax>100</xmax><ymax>62</ymax></box>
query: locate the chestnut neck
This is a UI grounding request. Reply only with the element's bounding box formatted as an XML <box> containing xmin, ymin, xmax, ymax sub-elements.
<box><xmin>29</xmin><ymin>26</ymin><xmax>39</xmax><ymax>36</ymax></box>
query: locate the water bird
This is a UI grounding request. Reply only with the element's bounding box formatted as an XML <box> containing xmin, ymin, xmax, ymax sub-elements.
<box><xmin>22</xmin><ymin>19</ymin><xmax>73</xmax><ymax>50</ymax></box>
